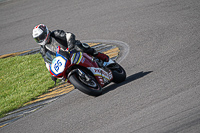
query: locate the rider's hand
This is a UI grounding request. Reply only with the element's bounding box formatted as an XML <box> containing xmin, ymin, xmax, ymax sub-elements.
<box><xmin>56</xmin><ymin>46</ymin><xmax>70</xmax><ymax>59</ymax></box>
<box><xmin>40</xmin><ymin>46</ymin><xmax>46</xmax><ymax>57</ymax></box>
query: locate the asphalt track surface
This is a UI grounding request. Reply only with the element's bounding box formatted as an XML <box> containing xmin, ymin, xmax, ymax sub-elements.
<box><xmin>0</xmin><ymin>0</ymin><xmax>200</xmax><ymax>132</ymax></box>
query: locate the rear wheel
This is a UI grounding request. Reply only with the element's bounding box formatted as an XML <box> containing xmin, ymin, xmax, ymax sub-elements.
<box><xmin>109</xmin><ymin>63</ymin><xmax>126</xmax><ymax>83</ymax></box>
<box><xmin>68</xmin><ymin>69</ymin><xmax>102</xmax><ymax>96</ymax></box>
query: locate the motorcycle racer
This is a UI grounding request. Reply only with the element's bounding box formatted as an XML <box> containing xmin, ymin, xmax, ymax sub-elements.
<box><xmin>32</xmin><ymin>24</ymin><xmax>109</xmax><ymax>83</ymax></box>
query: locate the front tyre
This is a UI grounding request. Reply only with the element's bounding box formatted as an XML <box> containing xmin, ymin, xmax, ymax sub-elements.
<box><xmin>68</xmin><ymin>72</ymin><xmax>102</xmax><ymax>96</ymax></box>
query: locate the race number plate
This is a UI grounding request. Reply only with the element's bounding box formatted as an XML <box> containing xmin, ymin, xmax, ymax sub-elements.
<box><xmin>50</xmin><ymin>56</ymin><xmax>67</xmax><ymax>76</ymax></box>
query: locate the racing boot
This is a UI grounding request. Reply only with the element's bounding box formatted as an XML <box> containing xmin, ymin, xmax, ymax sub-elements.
<box><xmin>51</xmin><ymin>75</ymin><xmax>57</xmax><ymax>85</ymax></box>
<box><xmin>95</xmin><ymin>52</ymin><xmax>109</xmax><ymax>62</ymax></box>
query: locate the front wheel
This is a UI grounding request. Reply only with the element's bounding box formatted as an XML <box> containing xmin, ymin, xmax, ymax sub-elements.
<box><xmin>68</xmin><ymin>71</ymin><xmax>102</xmax><ymax>96</ymax></box>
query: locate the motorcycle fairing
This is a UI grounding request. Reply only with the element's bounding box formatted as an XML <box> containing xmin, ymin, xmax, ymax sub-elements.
<box><xmin>87</xmin><ymin>67</ymin><xmax>113</xmax><ymax>81</ymax></box>
<box><xmin>103</xmin><ymin>58</ymin><xmax>116</xmax><ymax>67</ymax></box>
<box><xmin>71</xmin><ymin>52</ymin><xmax>83</xmax><ymax>65</ymax></box>
<box><xmin>50</xmin><ymin>53</ymin><xmax>68</xmax><ymax>76</ymax></box>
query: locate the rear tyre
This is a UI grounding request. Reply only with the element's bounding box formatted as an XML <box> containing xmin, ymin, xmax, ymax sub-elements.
<box><xmin>68</xmin><ymin>71</ymin><xmax>102</xmax><ymax>96</ymax></box>
<box><xmin>110</xmin><ymin>63</ymin><xmax>126</xmax><ymax>83</ymax></box>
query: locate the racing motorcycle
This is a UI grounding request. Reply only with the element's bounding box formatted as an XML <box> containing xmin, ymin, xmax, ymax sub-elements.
<box><xmin>48</xmin><ymin>46</ymin><xmax>126</xmax><ymax>96</ymax></box>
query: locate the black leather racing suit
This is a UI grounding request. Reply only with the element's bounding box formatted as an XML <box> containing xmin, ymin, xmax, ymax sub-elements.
<box><xmin>40</xmin><ymin>30</ymin><xmax>98</xmax><ymax>64</ymax></box>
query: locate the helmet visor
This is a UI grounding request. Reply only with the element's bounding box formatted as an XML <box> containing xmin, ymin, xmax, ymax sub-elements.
<box><xmin>34</xmin><ymin>30</ymin><xmax>47</xmax><ymax>43</ymax></box>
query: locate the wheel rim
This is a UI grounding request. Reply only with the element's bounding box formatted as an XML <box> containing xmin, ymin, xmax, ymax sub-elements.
<box><xmin>78</xmin><ymin>75</ymin><xmax>97</xmax><ymax>88</ymax></box>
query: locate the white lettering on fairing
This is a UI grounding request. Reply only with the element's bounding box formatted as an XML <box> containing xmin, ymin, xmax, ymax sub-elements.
<box><xmin>88</xmin><ymin>67</ymin><xmax>113</xmax><ymax>80</ymax></box>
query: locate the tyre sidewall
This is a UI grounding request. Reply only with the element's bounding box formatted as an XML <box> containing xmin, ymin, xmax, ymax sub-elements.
<box><xmin>111</xmin><ymin>63</ymin><xmax>126</xmax><ymax>83</ymax></box>
<box><xmin>69</xmin><ymin>73</ymin><xmax>102</xmax><ymax>96</ymax></box>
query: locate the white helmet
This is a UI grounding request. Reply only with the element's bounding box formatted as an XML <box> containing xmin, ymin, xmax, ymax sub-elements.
<box><xmin>32</xmin><ymin>24</ymin><xmax>50</xmax><ymax>45</ymax></box>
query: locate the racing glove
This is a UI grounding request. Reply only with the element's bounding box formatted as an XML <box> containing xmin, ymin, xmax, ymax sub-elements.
<box><xmin>56</xmin><ymin>46</ymin><xmax>70</xmax><ymax>59</ymax></box>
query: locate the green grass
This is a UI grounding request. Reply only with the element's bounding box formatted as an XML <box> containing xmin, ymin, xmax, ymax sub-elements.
<box><xmin>0</xmin><ymin>54</ymin><xmax>56</xmax><ymax>118</ymax></box>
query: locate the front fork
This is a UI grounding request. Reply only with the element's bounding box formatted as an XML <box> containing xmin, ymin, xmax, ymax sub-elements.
<box><xmin>67</xmin><ymin>69</ymin><xmax>91</xmax><ymax>82</ymax></box>
<box><xmin>77</xmin><ymin>69</ymin><xmax>91</xmax><ymax>82</ymax></box>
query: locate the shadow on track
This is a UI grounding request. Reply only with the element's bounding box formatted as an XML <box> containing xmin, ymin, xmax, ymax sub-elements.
<box><xmin>102</xmin><ymin>71</ymin><xmax>153</xmax><ymax>95</ymax></box>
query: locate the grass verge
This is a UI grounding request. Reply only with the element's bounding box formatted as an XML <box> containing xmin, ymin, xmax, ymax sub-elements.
<box><xmin>0</xmin><ymin>54</ymin><xmax>56</xmax><ymax>118</ymax></box>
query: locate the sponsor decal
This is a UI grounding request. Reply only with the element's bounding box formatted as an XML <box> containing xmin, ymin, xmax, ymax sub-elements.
<box><xmin>87</xmin><ymin>67</ymin><xmax>113</xmax><ymax>80</ymax></box>
<box><xmin>71</xmin><ymin>52</ymin><xmax>83</xmax><ymax>64</ymax></box>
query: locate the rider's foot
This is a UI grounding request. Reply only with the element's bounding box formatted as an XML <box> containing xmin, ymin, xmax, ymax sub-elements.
<box><xmin>95</xmin><ymin>52</ymin><xmax>109</xmax><ymax>62</ymax></box>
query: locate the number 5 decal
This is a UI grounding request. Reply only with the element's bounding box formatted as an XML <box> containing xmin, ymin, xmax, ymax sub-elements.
<box><xmin>51</xmin><ymin>56</ymin><xmax>67</xmax><ymax>75</ymax></box>
<box><xmin>54</xmin><ymin>60</ymin><xmax>62</xmax><ymax>72</ymax></box>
